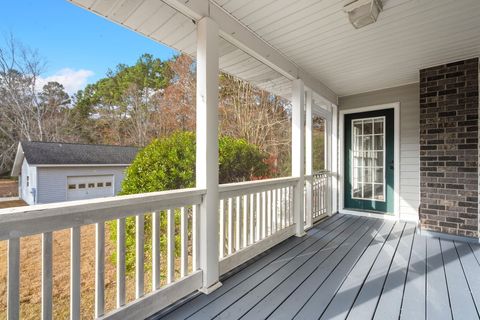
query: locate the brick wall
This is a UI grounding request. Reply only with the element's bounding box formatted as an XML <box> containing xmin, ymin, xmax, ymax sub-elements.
<box><xmin>419</xmin><ymin>58</ymin><xmax>479</xmax><ymax>238</ymax></box>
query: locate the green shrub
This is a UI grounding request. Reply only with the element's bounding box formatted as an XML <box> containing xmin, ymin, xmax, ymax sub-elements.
<box><xmin>110</xmin><ymin>132</ymin><xmax>269</xmax><ymax>273</ymax></box>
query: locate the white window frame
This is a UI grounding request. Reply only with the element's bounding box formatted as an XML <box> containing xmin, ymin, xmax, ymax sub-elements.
<box><xmin>350</xmin><ymin>116</ymin><xmax>386</xmax><ymax>202</ymax></box>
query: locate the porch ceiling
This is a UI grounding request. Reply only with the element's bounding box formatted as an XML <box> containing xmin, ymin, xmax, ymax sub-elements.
<box><xmin>69</xmin><ymin>0</ymin><xmax>480</xmax><ymax>99</ymax></box>
<box><xmin>214</xmin><ymin>0</ymin><xmax>480</xmax><ymax>96</ymax></box>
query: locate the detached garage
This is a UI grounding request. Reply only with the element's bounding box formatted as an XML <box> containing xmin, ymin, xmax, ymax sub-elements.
<box><xmin>11</xmin><ymin>141</ymin><xmax>139</xmax><ymax>205</ymax></box>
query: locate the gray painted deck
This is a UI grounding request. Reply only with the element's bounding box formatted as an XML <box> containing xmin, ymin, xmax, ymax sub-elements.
<box><xmin>153</xmin><ymin>214</ymin><xmax>480</xmax><ymax>320</ymax></box>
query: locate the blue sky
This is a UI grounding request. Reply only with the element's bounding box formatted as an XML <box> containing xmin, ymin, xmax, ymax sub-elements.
<box><xmin>0</xmin><ymin>0</ymin><xmax>177</xmax><ymax>94</ymax></box>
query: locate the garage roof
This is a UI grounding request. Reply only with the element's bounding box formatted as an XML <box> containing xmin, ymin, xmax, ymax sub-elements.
<box><xmin>18</xmin><ymin>141</ymin><xmax>139</xmax><ymax>166</ymax></box>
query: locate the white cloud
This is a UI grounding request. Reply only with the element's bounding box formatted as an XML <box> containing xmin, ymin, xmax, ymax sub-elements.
<box><xmin>37</xmin><ymin>68</ymin><xmax>94</xmax><ymax>95</ymax></box>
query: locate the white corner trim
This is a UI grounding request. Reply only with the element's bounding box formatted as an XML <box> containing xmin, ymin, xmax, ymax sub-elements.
<box><xmin>339</xmin><ymin>102</ymin><xmax>401</xmax><ymax>219</ymax></box>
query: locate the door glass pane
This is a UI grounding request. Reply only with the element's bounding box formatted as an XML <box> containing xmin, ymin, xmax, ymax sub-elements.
<box><xmin>354</xmin><ymin>152</ymin><xmax>362</xmax><ymax>167</ymax></box>
<box><xmin>363</xmin><ymin>183</ymin><xmax>373</xmax><ymax>198</ymax></box>
<box><xmin>363</xmin><ymin>120</ymin><xmax>373</xmax><ymax>135</ymax></box>
<box><xmin>353</xmin><ymin>121</ymin><xmax>363</xmax><ymax>135</ymax></box>
<box><xmin>351</xmin><ymin>116</ymin><xmax>385</xmax><ymax>201</ymax></box>
<box><xmin>375</xmin><ymin>152</ymin><xmax>383</xmax><ymax>167</ymax></box>
<box><xmin>355</xmin><ymin>136</ymin><xmax>362</xmax><ymax>150</ymax></box>
<box><xmin>353</xmin><ymin>181</ymin><xmax>362</xmax><ymax>198</ymax></box>
<box><xmin>363</xmin><ymin>136</ymin><xmax>372</xmax><ymax>150</ymax></box>
<box><xmin>375</xmin><ymin>168</ymin><xmax>384</xmax><ymax>183</ymax></box>
<box><xmin>374</xmin><ymin>119</ymin><xmax>384</xmax><ymax>134</ymax></box>
<box><xmin>354</xmin><ymin>167</ymin><xmax>362</xmax><ymax>180</ymax></box>
<box><xmin>374</xmin><ymin>184</ymin><xmax>384</xmax><ymax>200</ymax></box>
<box><xmin>364</xmin><ymin>168</ymin><xmax>372</xmax><ymax>183</ymax></box>
<box><xmin>374</xmin><ymin>135</ymin><xmax>383</xmax><ymax>150</ymax></box>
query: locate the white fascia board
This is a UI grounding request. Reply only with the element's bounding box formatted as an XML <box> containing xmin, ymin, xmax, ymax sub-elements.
<box><xmin>162</xmin><ymin>0</ymin><xmax>338</xmax><ymax>105</ymax></box>
<box><xmin>11</xmin><ymin>143</ymin><xmax>24</xmax><ymax>177</ymax></box>
<box><xmin>31</xmin><ymin>164</ymin><xmax>131</xmax><ymax>168</ymax></box>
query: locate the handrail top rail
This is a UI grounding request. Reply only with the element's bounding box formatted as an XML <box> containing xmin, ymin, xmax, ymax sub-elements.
<box><xmin>305</xmin><ymin>170</ymin><xmax>330</xmax><ymax>179</ymax></box>
<box><xmin>0</xmin><ymin>187</ymin><xmax>206</xmax><ymax>217</ymax></box>
<box><xmin>219</xmin><ymin>176</ymin><xmax>299</xmax><ymax>194</ymax></box>
<box><xmin>0</xmin><ymin>188</ymin><xmax>206</xmax><ymax>240</ymax></box>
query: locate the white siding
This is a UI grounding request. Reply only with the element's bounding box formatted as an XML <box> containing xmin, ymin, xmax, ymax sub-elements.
<box><xmin>36</xmin><ymin>166</ymin><xmax>127</xmax><ymax>204</ymax></box>
<box><xmin>339</xmin><ymin>83</ymin><xmax>420</xmax><ymax>221</ymax></box>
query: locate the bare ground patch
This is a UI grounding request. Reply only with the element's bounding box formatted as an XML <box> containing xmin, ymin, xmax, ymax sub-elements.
<box><xmin>0</xmin><ymin>180</ymin><xmax>18</xmax><ymax>198</ymax></box>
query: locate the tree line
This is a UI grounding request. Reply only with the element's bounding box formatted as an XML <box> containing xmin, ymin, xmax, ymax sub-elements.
<box><xmin>0</xmin><ymin>37</ymin><xmax>293</xmax><ymax>176</ymax></box>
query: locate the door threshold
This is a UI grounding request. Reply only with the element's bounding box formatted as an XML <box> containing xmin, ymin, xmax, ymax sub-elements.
<box><xmin>340</xmin><ymin>209</ymin><xmax>398</xmax><ymax>221</ymax></box>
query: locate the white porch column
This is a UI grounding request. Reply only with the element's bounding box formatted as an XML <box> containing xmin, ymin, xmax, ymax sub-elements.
<box><xmin>331</xmin><ymin>104</ymin><xmax>338</xmax><ymax>215</ymax></box>
<box><xmin>292</xmin><ymin>79</ymin><xmax>306</xmax><ymax>236</ymax></box>
<box><xmin>305</xmin><ymin>90</ymin><xmax>313</xmax><ymax>229</ymax></box>
<box><xmin>196</xmin><ymin>17</ymin><xmax>222</xmax><ymax>293</ymax></box>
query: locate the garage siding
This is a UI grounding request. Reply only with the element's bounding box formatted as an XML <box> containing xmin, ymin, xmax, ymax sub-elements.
<box><xmin>339</xmin><ymin>83</ymin><xmax>420</xmax><ymax>221</ymax></box>
<box><xmin>36</xmin><ymin>166</ymin><xmax>127</xmax><ymax>204</ymax></box>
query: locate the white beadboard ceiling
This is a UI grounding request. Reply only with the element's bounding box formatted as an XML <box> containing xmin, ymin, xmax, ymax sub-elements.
<box><xmin>70</xmin><ymin>0</ymin><xmax>480</xmax><ymax>99</ymax></box>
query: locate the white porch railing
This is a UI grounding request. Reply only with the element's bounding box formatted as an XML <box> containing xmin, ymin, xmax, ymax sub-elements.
<box><xmin>312</xmin><ymin>171</ymin><xmax>329</xmax><ymax>222</ymax></box>
<box><xmin>304</xmin><ymin>171</ymin><xmax>329</xmax><ymax>228</ymax></box>
<box><xmin>0</xmin><ymin>188</ymin><xmax>205</xmax><ymax>320</ymax></box>
<box><xmin>218</xmin><ymin>177</ymin><xmax>298</xmax><ymax>275</ymax></box>
<box><xmin>0</xmin><ymin>175</ymin><xmax>331</xmax><ymax>319</ymax></box>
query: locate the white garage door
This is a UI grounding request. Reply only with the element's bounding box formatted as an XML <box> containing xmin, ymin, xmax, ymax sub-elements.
<box><xmin>67</xmin><ymin>175</ymin><xmax>114</xmax><ymax>201</ymax></box>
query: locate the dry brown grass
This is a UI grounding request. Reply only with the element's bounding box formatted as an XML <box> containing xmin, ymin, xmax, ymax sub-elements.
<box><xmin>0</xmin><ymin>180</ymin><xmax>18</xmax><ymax>198</ymax></box>
<box><xmin>0</xmin><ymin>200</ymin><xmax>27</xmax><ymax>209</ymax></box>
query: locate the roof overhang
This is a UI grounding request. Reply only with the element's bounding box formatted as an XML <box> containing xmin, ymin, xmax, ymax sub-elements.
<box><xmin>68</xmin><ymin>0</ymin><xmax>338</xmax><ymax>105</ymax></box>
<box><xmin>68</xmin><ymin>0</ymin><xmax>479</xmax><ymax>99</ymax></box>
<box><xmin>163</xmin><ymin>0</ymin><xmax>338</xmax><ymax>104</ymax></box>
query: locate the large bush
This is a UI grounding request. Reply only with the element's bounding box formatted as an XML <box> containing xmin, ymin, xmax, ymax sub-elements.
<box><xmin>111</xmin><ymin>132</ymin><xmax>269</xmax><ymax>273</ymax></box>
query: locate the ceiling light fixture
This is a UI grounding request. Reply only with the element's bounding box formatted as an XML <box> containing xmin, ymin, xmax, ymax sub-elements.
<box><xmin>343</xmin><ymin>0</ymin><xmax>383</xmax><ymax>29</ymax></box>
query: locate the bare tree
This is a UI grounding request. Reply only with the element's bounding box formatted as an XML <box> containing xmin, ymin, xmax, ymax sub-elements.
<box><xmin>219</xmin><ymin>73</ymin><xmax>292</xmax><ymax>176</ymax></box>
<box><xmin>0</xmin><ymin>35</ymin><xmax>69</xmax><ymax>174</ymax></box>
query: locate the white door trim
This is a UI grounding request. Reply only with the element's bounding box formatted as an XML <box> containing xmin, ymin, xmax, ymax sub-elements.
<box><xmin>339</xmin><ymin>102</ymin><xmax>400</xmax><ymax>220</ymax></box>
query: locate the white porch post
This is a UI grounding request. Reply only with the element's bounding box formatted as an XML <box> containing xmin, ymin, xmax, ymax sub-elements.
<box><xmin>196</xmin><ymin>16</ymin><xmax>222</xmax><ymax>293</ymax></box>
<box><xmin>292</xmin><ymin>79</ymin><xmax>306</xmax><ymax>236</ymax></box>
<box><xmin>331</xmin><ymin>104</ymin><xmax>338</xmax><ymax>215</ymax></box>
<box><xmin>305</xmin><ymin>90</ymin><xmax>313</xmax><ymax>229</ymax></box>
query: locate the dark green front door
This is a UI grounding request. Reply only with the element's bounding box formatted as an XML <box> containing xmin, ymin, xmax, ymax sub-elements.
<box><xmin>344</xmin><ymin>109</ymin><xmax>394</xmax><ymax>214</ymax></box>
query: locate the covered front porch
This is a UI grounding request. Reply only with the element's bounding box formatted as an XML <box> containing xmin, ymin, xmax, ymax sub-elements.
<box><xmin>1</xmin><ymin>0</ymin><xmax>479</xmax><ymax>319</ymax></box>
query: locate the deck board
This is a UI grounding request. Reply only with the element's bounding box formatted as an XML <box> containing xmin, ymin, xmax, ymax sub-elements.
<box><xmin>454</xmin><ymin>241</ymin><xmax>480</xmax><ymax>314</ymax></box>
<box><xmin>160</xmin><ymin>214</ymin><xmax>347</xmax><ymax>320</ymax></box>
<box><xmin>317</xmin><ymin>221</ymin><xmax>396</xmax><ymax>320</ymax></box>
<box><xmin>400</xmin><ymin>231</ymin><xmax>426</xmax><ymax>320</ymax></box>
<box><xmin>373</xmin><ymin>223</ymin><xmax>415</xmax><ymax>320</ymax></box>
<box><xmin>215</xmin><ymin>217</ymin><xmax>367</xmax><ymax>319</ymax></box>
<box><xmin>269</xmin><ymin>219</ymin><xmax>384</xmax><ymax>320</ymax></box>
<box><xmin>426</xmin><ymin>237</ymin><xmax>452</xmax><ymax>320</ymax></box>
<box><xmin>292</xmin><ymin>220</ymin><xmax>393</xmax><ymax>320</ymax></box>
<box><xmin>345</xmin><ymin>222</ymin><xmax>405</xmax><ymax>320</ymax></box>
<box><xmin>153</xmin><ymin>214</ymin><xmax>480</xmax><ymax>320</ymax></box>
<box><xmin>190</xmin><ymin>216</ymin><xmax>362</xmax><ymax>319</ymax></box>
<box><xmin>240</xmin><ymin>216</ymin><xmax>376</xmax><ymax>319</ymax></box>
<box><xmin>440</xmin><ymin>240</ymin><xmax>478</xmax><ymax>319</ymax></box>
